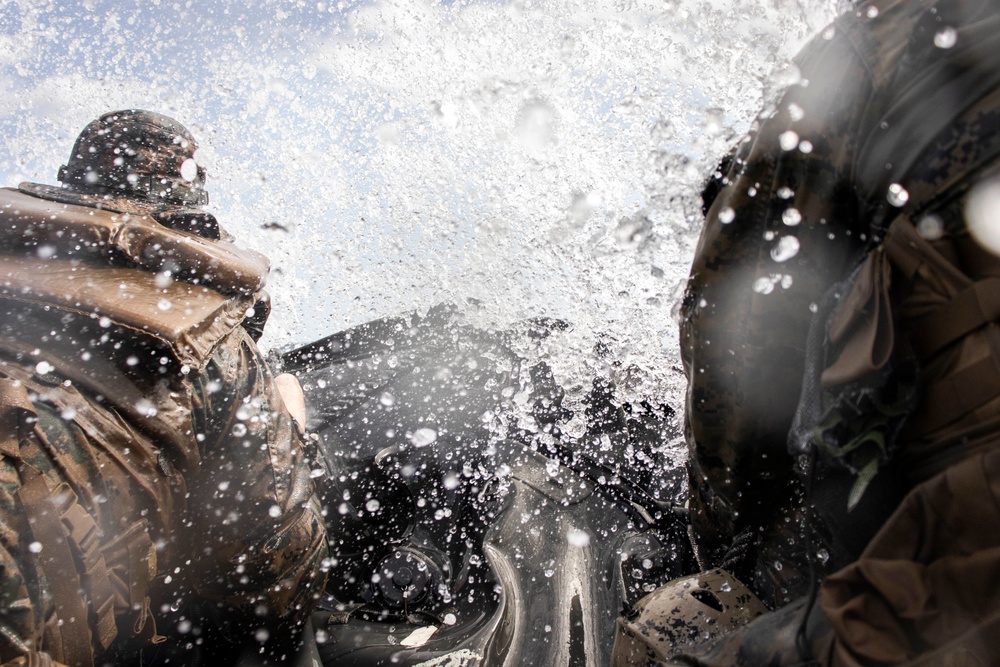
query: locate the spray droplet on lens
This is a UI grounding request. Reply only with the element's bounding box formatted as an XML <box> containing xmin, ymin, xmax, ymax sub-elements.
<box><xmin>782</xmin><ymin>208</ymin><xmax>802</xmax><ymax>226</ymax></box>
<box><xmin>887</xmin><ymin>183</ymin><xmax>909</xmax><ymax>207</ymax></box>
<box><xmin>771</xmin><ymin>236</ymin><xmax>800</xmax><ymax>262</ymax></box>
<box><xmin>934</xmin><ymin>27</ymin><xmax>957</xmax><ymax>49</ymax></box>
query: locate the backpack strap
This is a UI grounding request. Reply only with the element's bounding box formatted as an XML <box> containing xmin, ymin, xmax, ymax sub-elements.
<box><xmin>0</xmin><ymin>377</ymin><xmax>31</xmax><ymax>459</ymax></box>
<box><xmin>882</xmin><ymin>217</ymin><xmax>1000</xmax><ymax>435</ymax></box>
<box><xmin>905</xmin><ymin>276</ymin><xmax>1000</xmax><ymax>358</ymax></box>
<box><xmin>58</xmin><ymin>491</ymin><xmax>117</xmax><ymax>651</ymax></box>
<box><xmin>16</xmin><ymin>468</ymin><xmax>95</xmax><ymax>667</ymax></box>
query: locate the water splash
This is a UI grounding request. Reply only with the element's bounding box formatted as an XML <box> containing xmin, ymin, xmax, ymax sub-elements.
<box><xmin>0</xmin><ymin>0</ymin><xmax>838</xmax><ymax>422</ymax></box>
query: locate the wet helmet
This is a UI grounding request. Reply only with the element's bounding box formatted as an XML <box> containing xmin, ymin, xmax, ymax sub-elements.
<box><xmin>56</xmin><ymin>109</ymin><xmax>208</xmax><ymax>207</ymax></box>
<box><xmin>611</xmin><ymin>568</ymin><xmax>768</xmax><ymax>665</ymax></box>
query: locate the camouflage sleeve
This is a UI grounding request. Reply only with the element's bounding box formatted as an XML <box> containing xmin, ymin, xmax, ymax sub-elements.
<box><xmin>182</xmin><ymin>326</ymin><xmax>328</xmax><ymax>639</ymax></box>
<box><xmin>0</xmin><ymin>458</ymin><xmax>45</xmax><ymax>664</ymax></box>
<box><xmin>679</xmin><ymin>24</ymin><xmax>873</xmax><ymax>576</ymax></box>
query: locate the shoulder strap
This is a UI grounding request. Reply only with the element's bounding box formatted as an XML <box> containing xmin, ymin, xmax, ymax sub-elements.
<box><xmin>16</xmin><ymin>468</ymin><xmax>95</xmax><ymax>667</ymax></box>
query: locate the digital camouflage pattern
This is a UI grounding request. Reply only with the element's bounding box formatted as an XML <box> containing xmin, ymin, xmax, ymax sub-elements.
<box><xmin>0</xmin><ymin>111</ymin><xmax>328</xmax><ymax>666</ymax></box>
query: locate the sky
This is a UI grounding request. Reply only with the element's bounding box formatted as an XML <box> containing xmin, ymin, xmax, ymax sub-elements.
<box><xmin>0</xmin><ymin>0</ymin><xmax>836</xmax><ymax>410</ymax></box>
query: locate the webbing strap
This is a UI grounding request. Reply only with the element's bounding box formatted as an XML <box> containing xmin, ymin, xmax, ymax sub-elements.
<box><xmin>16</xmin><ymin>470</ymin><xmax>94</xmax><ymax>667</ymax></box>
<box><xmin>917</xmin><ymin>351</ymin><xmax>1000</xmax><ymax>434</ymax></box>
<box><xmin>0</xmin><ymin>377</ymin><xmax>33</xmax><ymax>459</ymax></box>
<box><xmin>58</xmin><ymin>493</ymin><xmax>117</xmax><ymax>650</ymax></box>
<box><xmin>909</xmin><ymin>277</ymin><xmax>1000</xmax><ymax>358</ymax></box>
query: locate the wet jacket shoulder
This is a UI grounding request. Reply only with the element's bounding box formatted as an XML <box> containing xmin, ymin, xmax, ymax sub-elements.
<box><xmin>0</xmin><ymin>187</ymin><xmax>327</xmax><ymax>664</ymax></box>
<box><xmin>679</xmin><ymin>0</ymin><xmax>958</xmax><ymax>591</ymax></box>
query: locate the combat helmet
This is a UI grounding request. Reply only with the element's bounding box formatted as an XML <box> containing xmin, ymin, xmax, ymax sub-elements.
<box><xmin>60</xmin><ymin>109</ymin><xmax>207</xmax><ymax>204</ymax></box>
<box><xmin>20</xmin><ymin>109</ymin><xmax>219</xmax><ymax>237</ymax></box>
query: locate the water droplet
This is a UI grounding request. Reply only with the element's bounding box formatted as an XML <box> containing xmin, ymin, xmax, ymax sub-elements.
<box><xmin>966</xmin><ymin>178</ymin><xmax>1000</xmax><ymax>256</ymax></box>
<box><xmin>887</xmin><ymin>183</ymin><xmax>909</xmax><ymax>207</ymax></box>
<box><xmin>379</xmin><ymin>392</ymin><xmax>395</xmax><ymax>407</ymax></box>
<box><xmin>179</xmin><ymin>158</ymin><xmax>199</xmax><ymax>182</ymax></box>
<box><xmin>720</xmin><ymin>581</ymin><xmax>732</xmax><ymax>592</ymax></box>
<box><xmin>752</xmin><ymin>277</ymin><xmax>775</xmax><ymax>295</ymax></box>
<box><xmin>231</xmin><ymin>423</ymin><xmax>248</xmax><ymax>437</ymax></box>
<box><xmin>934</xmin><ymin>26</ymin><xmax>957</xmax><ymax>49</ymax></box>
<box><xmin>779</xmin><ymin>131</ymin><xmax>799</xmax><ymax>151</ymax></box>
<box><xmin>798</xmin><ymin>140</ymin><xmax>813</xmax><ymax>154</ymax></box>
<box><xmin>866</xmin><ymin>6</ymin><xmax>879</xmax><ymax>18</ymax></box>
<box><xmin>155</xmin><ymin>272</ymin><xmax>173</xmax><ymax>288</ymax></box>
<box><xmin>218</xmin><ymin>481</ymin><xmax>230</xmax><ymax>491</ymax></box>
<box><xmin>782</xmin><ymin>208</ymin><xmax>802</xmax><ymax>226</ymax></box>
<box><xmin>255</xmin><ymin>628</ymin><xmax>270</xmax><ymax>643</ymax></box>
<box><xmin>60</xmin><ymin>406</ymin><xmax>76</xmax><ymax>421</ymax></box>
<box><xmin>35</xmin><ymin>360</ymin><xmax>53</xmax><ymax>375</ymax></box>
<box><xmin>29</xmin><ymin>541</ymin><xmax>42</xmax><ymax>554</ymax></box>
<box><xmin>157</xmin><ymin>298</ymin><xmax>172</xmax><ymax>311</ymax></box>
<box><xmin>136</xmin><ymin>398</ymin><xmax>157</xmax><ymax>417</ymax></box>
<box><xmin>567</xmin><ymin>529</ymin><xmax>590</xmax><ymax>547</ymax></box>
<box><xmin>268</xmin><ymin>505</ymin><xmax>282</xmax><ymax>518</ymax></box>
<box><xmin>443</xmin><ymin>472</ymin><xmax>460</xmax><ymax>490</ymax></box>
<box><xmin>443</xmin><ymin>613</ymin><xmax>457</xmax><ymax>626</ymax></box>
<box><xmin>916</xmin><ymin>215</ymin><xmax>944</xmax><ymax>240</ymax></box>
<box><xmin>365</xmin><ymin>499</ymin><xmax>381</xmax><ymax>512</ymax></box>
<box><xmin>718</xmin><ymin>207</ymin><xmax>735</xmax><ymax>224</ymax></box>
<box><xmin>409</xmin><ymin>428</ymin><xmax>437</xmax><ymax>447</ymax></box>
<box><xmin>777</xmin><ymin>186</ymin><xmax>794</xmax><ymax>200</ymax></box>
<box><xmin>516</xmin><ymin>99</ymin><xmax>558</xmax><ymax>153</ymax></box>
<box><xmin>771</xmin><ymin>236</ymin><xmax>800</xmax><ymax>262</ymax></box>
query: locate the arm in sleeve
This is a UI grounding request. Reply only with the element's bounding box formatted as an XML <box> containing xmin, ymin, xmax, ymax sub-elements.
<box><xmin>680</xmin><ymin>25</ymin><xmax>875</xmax><ymax>551</ymax></box>
<box><xmin>184</xmin><ymin>327</ymin><xmax>328</xmax><ymax>636</ymax></box>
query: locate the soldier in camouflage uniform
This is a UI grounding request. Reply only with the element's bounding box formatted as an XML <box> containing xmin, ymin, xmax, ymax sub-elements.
<box><xmin>0</xmin><ymin>110</ymin><xmax>328</xmax><ymax>667</ymax></box>
<box><xmin>614</xmin><ymin>0</ymin><xmax>1000</xmax><ymax>664</ymax></box>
